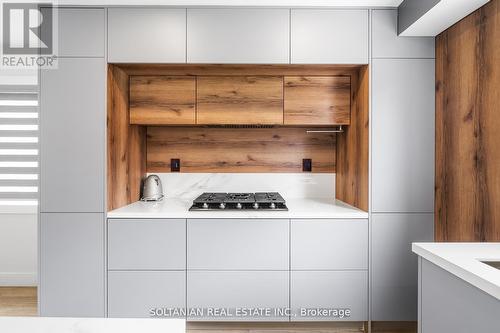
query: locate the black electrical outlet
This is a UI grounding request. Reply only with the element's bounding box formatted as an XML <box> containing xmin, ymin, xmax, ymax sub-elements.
<box><xmin>303</xmin><ymin>159</ymin><xmax>312</xmax><ymax>172</ymax></box>
<box><xmin>171</xmin><ymin>159</ymin><xmax>180</xmax><ymax>172</ymax></box>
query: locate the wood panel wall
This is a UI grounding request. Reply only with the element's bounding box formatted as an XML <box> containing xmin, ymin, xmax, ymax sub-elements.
<box><xmin>335</xmin><ymin>66</ymin><xmax>369</xmax><ymax>211</ymax></box>
<box><xmin>435</xmin><ymin>0</ymin><xmax>500</xmax><ymax>241</ymax></box>
<box><xmin>147</xmin><ymin>127</ymin><xmax>336</xmax><ymax>173</ymax></box>
<box><xmin>107</xmin><ymin>65</ymin><xmax>147</xmax><ymax>211</ymax></box>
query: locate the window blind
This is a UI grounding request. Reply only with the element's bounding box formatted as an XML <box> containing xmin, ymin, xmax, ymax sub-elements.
<box><xmin>0</xmin><ymin>84</ymin><xmax>39</xmax><ymax>212</ymax></box>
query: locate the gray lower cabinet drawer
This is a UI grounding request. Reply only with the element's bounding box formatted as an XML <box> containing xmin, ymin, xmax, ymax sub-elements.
<box><xmin>187</xmin><ymin>219</ymin><xmax>288</xmax><ymax>270</ymax></box>
<box><xmin>187</xmin><ymin>271</ymin><xmax>289</xmax><ymax>321</ymax></box>
<box><xmin>108</xmin><ymin>219</ymin><xmax>186</xmax><ymax>270</ymax></box>
<box><xmin>107</xmin><ymin>271</ymin><xmax>186</xmax><ymax>318</ymax></box>
<box><xmin>291</xmin><ymin>219</ymin><xmax>368</xmax><ymax>270</ymax></box>
<box><xmin>291</xmin><ymin>271</ymin><xmax>368</xmax><ymax>321</ymax></box>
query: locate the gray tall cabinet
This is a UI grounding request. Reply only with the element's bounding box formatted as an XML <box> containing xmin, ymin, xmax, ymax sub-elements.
<box><xmin>39</xmin><ymin>8</ymin><xmax>106</xmax><ymax>316</ymax></box>
<box><xmin>370</xmin><ymin>9</ymin><xmax>435</xmax><ymax>321</ymax></box>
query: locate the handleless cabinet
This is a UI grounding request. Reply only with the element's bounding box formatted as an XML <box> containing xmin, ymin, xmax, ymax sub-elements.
<box><xmin>40</xmin><ymin>213</ymin><xmax>104</xmax><ymax>317</ymax></box>
<box><xmin>291</xmin><ymin>9</ymin><xmax>369</xmax><ymax>64</ymax></box>
<box><xmin>108</xmin><ymin>219</ymin><xmax>186</xmax><ymax>270</ymax></box>
<box><xmin>291</xmin><ymin>219</ymin><xmax>368</xmax><ymax>270</ymax></box>
<box><xmin>108</xmin><ymin>271</ymin><xmax>186</xmax><ymax>318</ymax></box>
<box><xmin>372</xmin><ymin>58</ymin><xmax>435</xmax><ymax>213</ymax></box>
<box><xmin>372</xmin><ymin>9</ymin><xmax>435</xmax><ymax>59</ymax></box>
<box><xmin>40</xmin><ymin>57</ymin><xmax>105</xmax><ymax>213</ymax></box>
<box><xmin>40</xmin><ymin>8</ymin><xmax>105</xmax><ymax>57</ymax></box>
<box><xmin>187</xmin><ymin>219</ymin><xmax>288</xmax><ymax>270</ymax></box>
<box><xmin>291</xmin><ymin>271</ymin><xmax>368</xmax><ymax>321</ymax></box>
<box><xmin>108</xmin><ymin>9</ymin><xmax>186</xmax><ymax>63</ymax></box>
<box><xmin>187</xmin><ymin>9</ymin><xmax>289</xmax><ymax>64</ymax></box>
<box><xmin>371</xmin><ymin>213</ymin><xmax>434</xmax><ymax>321</ymax></box>
<box><xmin>187</xmin><ymin>271</ymin><xmax>289</xmax><ymax>321</ymax></box>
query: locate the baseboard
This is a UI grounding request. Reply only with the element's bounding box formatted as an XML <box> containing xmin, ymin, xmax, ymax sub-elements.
<box><xmin>0</xmin><ymin>273</ymin><xmax>37</xmax><ymax>286</ymax></box>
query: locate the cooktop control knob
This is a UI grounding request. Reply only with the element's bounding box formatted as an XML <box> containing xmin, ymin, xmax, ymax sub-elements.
<box><xmin>253</xmin><ymin>202</ymin><xmax>259</xmax><ymax>209</ymax></box>
<box><xmin>236</xmin><ymin>203</ymin><xmax>242</xmax><ymax>209</ymax></box>
<box><xmin>219</xmin><ymin>203</ymin><xmax>225</xmax><ymax>209</ymax></box>
<box><xmin>202</xmin><ymin>202</ymin><xmax>209</xmax><ymax>209</ymax></box>
<box><xmin>270</xmin><ymin>202</ymin><xmax>276</xmax><ymax>209</ymax></box>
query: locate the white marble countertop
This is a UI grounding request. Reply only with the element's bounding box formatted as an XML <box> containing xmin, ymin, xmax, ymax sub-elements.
<box><xmin>107</xmin><ymin>197</ymin><xmax>368</xmax><ymax>219</ymax></box>
<box><xmin>0</xmin><ymin>317</ymin><xmax>185</xmax><ymax>333</ymax></box>
<box><xmin>413</xmin><ymin>242</ymin><xmax>500</xmax><ymax>300</ymax></box>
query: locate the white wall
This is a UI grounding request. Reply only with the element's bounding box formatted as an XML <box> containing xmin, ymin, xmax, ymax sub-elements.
<box><xmin>0</xmin><ymin>213</ymin><xmax>37</xmax><ymax>286</ymax></box>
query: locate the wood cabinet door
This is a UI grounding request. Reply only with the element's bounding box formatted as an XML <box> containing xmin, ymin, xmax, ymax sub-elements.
<box><xmin>129</xmin><ymin>76</ymin><xmax>196</xmax><ymax>125</ymax></box>
<box><xmin>284</xmin><ymin>76</ymin><xmax>351</xmax><ymax>125</ymax></box>
<box><xmin>196</xmin><ymin>76</ymin><xmax>283</xmax><ymax>125</ymax></box>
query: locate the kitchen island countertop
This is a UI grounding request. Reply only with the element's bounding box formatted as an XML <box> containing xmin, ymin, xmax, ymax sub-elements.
<box><xmin>413</xmin><ymin>242</ymin><xmax>500</xmax><ymax>300</ymax></box>
<box><xmin>107</xmin><ymin>197</ymin><xmax>368</xmax><ymax>219</ymax></box>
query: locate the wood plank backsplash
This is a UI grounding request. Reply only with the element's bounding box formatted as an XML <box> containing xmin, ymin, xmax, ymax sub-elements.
<box><xmin>147</xmin><ymin>127</ymin><xmax>336</xmax><ymax>173</ymax></box>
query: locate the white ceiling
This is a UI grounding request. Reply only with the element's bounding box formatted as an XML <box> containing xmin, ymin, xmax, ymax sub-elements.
<box><xmin>56</xmin><ymin>0</ymin><xmax>405</xmax><ymax>7</ymax></box>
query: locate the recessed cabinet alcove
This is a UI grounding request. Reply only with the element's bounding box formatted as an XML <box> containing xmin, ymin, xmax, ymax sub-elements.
<box><xmin>107</xmin><ymin>64</ymin><xmax>369</xmax><ymax>212</ymax></box>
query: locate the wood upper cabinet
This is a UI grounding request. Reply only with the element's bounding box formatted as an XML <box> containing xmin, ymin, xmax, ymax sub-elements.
<box><xmin>197</xmin><ymin>76</ymin><xmax>283</xmax><ymax>125</ymax></box>
<box><xmin>129</xmin><ymin>76</ymin><xmax>196</xmax><ymax>125</ymax></box>
<box><xmin>284</xmin><ymin>76</ymin><xmax>351</xmax><ymax>125</ymax></box>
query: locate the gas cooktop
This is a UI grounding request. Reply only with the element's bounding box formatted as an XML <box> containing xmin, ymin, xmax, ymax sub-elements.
<box><xmin>189</xmin><ymin>192</ymin><xmax>288</xmax><ymax>211</ymax></box>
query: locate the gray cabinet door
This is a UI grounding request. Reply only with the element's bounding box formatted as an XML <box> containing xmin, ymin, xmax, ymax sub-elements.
<box><xmin>420</xmin><ymin>259</ymin><xmax>500</xmax><ymax>333</ymax></box>
<box><xmin>372</xmin><ymin>9</ymin><xmax>435</xmax><ymax>59</ymax></box>
<box><xmin>187</xmin><ymin>9</ymin><xmax>289</xmax><ymax>64</ymax></box>
<box><xmin>291</xmin><ymin>219</ymin><xmax>368</xmax><ymax>270</ymax></box>
<box><xmin>371</xmin><ymin>213</ymin><xmax>434</xmax><ymax>321</ymax></box>
<box><xmin>108</xmin><ymin>271</ymin><xmax>186</xmax><ymax>318</ymax></box>
<box><xmin>372</xmin><ymin>58</ymin><xmax>435</xmax><ymax>213</ymax></box>
<box><xmin>40</xmin><ymin>213</ymin><xmax>104</xmax><ymax>317</ymax></box>
<box><xmin>108</xmin><ymin>219</ymin><xmax>186</xmax><ymax>270</ymax></box>
<box><xmin>43</xmin><ymin>8</ymin><xmax>105</xmax><ymax>57</ymax></box>
<box><xmin>291</xmin><ymin>9</ymin><xmax>369</xmax><ymax>64</ymax></box>
<box><xmin>108</xmin><ymin>9</ymin><xmax>186</xmax><ymax>63</ymax></box>
<box><xmin>188</xmin><ymin>219</ymin><xmax>288</xmax><ymax>270</ymax></box>
<box><xmin>187</xmin><ymin>271</ymin><xmax>289</xmax><ymax>321</ymax></box>
<box><xmin>40</xmin><ymin>58</ymin><xmax>105</xmax><ymax>212</ymax></box>
<box><xmin>291</xmin><ymin>271</ymin><xmax>368</xmax><ymax>321</ymax></box>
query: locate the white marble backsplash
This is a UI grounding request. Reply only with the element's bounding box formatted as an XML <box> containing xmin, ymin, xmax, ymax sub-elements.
<box><xmin>150</xmin><ymin>173</ymin><xmax>335</xmax><ymax>200</ymax></box>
